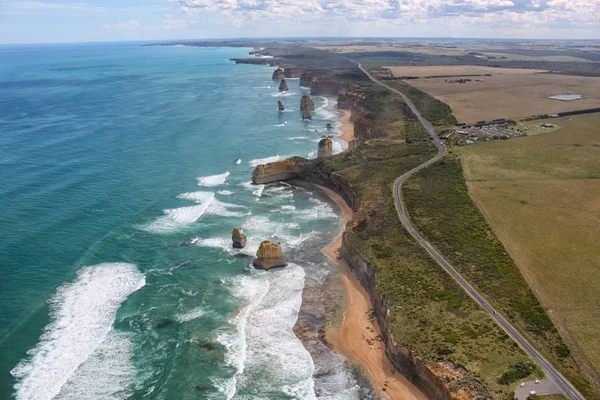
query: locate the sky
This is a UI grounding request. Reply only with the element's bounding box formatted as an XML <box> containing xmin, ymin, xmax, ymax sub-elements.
<box><xmin>0</xmin><ymin>0</ymin><xmax>598</xmax><ymax>44</ymax></box>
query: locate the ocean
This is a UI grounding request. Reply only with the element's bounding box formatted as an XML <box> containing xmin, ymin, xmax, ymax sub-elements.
<box><xmin>0</xmin><ymin>42</ymin><xmax>363</xmax><ymax>399</ymax></box>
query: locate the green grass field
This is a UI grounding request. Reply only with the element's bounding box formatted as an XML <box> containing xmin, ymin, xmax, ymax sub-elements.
<box><xmin>460</xmin><ymin>113</ymin><xmax>600</xmax><ymax>395</ymax></box>
<box><xmin>310</xmin><ymin>139</ymin><xmax>538</xmax><ymax>399</ymax></box>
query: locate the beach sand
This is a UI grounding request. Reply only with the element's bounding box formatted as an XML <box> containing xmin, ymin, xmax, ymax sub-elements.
<box><xmin>338</xmin><ymin>110</ymin><xmax>355</xmax><ymax>144</ymax></box>
<box><xmin>319</xmin><ymin>186</ymin><xmax>426</xmax><ymax>400</ymax></box>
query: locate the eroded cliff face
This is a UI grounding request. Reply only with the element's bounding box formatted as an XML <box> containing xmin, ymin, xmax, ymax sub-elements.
<box><xmin>300</xmin><ymin>95</ymin><xmax>315</xmax><ymax>111</ymax></box>
<box><xmin>317</xmin><ymin>137</ymin><xmax>333</xmax><ymax>159</ymax></box>
<box><xmin>253</xmin><ymin>240</ymin><xmax>287</xmax><ymax>270</ymax></box>
<box><xmin>251</xmin><ymin>158</ymin><xmax>301</xmax><ymax>184</ymax></box>
<box><xmin>340</xmin><ymin>236</ymin><xmax>454</xmax><ymax>400</ymax></box>
<box><xmin>272</xmin><ymin>68</ymin><xmax>285</xmax><ymax>80</ymax></box>
<box><xmin>284</xmin><ymin>68</ymin><xmax>304</xmax><ymax>78</ymax></box>
<box><xmin>337</xmin><ymin>91</ymin><xmax>362</xmax><ymax>110</ymax></box>
<box><xmin>299</xmin><ymin>71</ymin><xmax>357</xmax><ymax>95</ymax></box>
<box><xmin>350</xmin><ymin>105</ymin><xmax>378</xmax><ymax>139</ymax></box>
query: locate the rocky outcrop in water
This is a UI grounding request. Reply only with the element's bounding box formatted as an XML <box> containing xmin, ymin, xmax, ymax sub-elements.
<box><xmin>232</xmin><ymin>227</ymin><xmax>247</xmax><ymax>249</ymax></box>
<box><xmin>326</xmin><ymin>123</ymin><xmax>333</xmax><ymax>131</ymax></box>
<box><xmin>279</xmin><ymin>79</ymin><xmax>289</xmax><ymax>92</ymax></box>
<box><xmin>252</xmin><ymin>158</ymin><xmax>300</xmax><ymax>184</ymax></box>
<box><xmin>272</xmin><ymin>68</ymin><xmax>285</xmax><ymax>80</ymax></box>
<box><xmin>278</xmin><ymin>100</ymin><xmax>285</xmax><ymax>111</ymax></box>
<box><xmin>302</xmin><ymin>105</ymin><xmax>312</xmax><ymax>121</ymax></box>
<box><xmin>300</xmin><ymin>95</ymin><xmax>315</xmax><ymax>111</ymax></box>
<box><xmin>318</xmin><ymin>137</ymin><xmax>333</xmax><ymax>158</ymax></box>
<box><xmin>253</xmin><ymin>240</ymin><xmax>287</xmax><ymax>270</ymax></box>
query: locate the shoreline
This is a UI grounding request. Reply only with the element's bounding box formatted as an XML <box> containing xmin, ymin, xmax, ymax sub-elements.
<box><xmin>337</xmin><ymin>109</ymin><xmax>355</xmax><ymax>144</ymax></box>
<box><xmin>318</xmin><ymin>107</ymin><xmax>426</xmax><ymax>399</ymax></box>
<box><xmin>319</xmin><ymin>185</ymin><xmax>426</xmax><ymax>400</ymax></box>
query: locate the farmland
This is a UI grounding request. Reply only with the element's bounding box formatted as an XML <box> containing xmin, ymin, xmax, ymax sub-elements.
<box><xmin>385</xmin><ymin>66</ymin><xmax>600</xmax><ymax>123</ymax></box>
<box><xmin>460</xmin><ymin>113</ymin><xmax>600</xmax><ymax>389</ymax></box>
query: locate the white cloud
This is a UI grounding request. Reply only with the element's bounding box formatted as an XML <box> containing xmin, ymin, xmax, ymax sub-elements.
<box><xmin>165</xmin><ymin>0</ymin><xmax>600</xmax><ymax>32</ymax></box>
<box><xmin>104</xmin><ymin>20</ymin><xmax>141</xmax><ymax>31</ymax></box>
<box><xmin>3</xmin><ymin>0</ymin><xmax>106</xmax><ymax>15</ymax></box>
<box><xmin>162</xmin><ymin>14</ymin><xmax>189</xmax><ymax>30</ymax></box>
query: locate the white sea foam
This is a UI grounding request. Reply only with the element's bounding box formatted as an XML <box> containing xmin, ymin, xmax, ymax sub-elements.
<box><xmin>271</xmin><ymin>92</ymin><xmax>296</xmax><ymax>97</ymax></box>
<box><xmin>288</xmin><ymin>136</ymin><xmax>308</xmax><ymax>140</ymax></box>
<box><xmin>217</xmin><ymin>190</ymin><xmax>234</xmax><ymax>195</ymax></box>
<box><xmin>11</xmin><ymin>263</ymin><xmax>145</xmax><ymax>400</ymax></box>
<box><xmin>252</xmin><ymin>185</ymin><xmax>265</xmax><ymax>197</ymax></box>
<box><xmin>248</xmin><ymin>155</ymin><xmax>279</xmax><ymax>167</ymax></box>
<box><xmin>144</xmin><ymin>192</ymin><xmax>215</xmax><ymax>233</ymax></box>
<box><xmin>54</xmin><ymin>330</ymin><xmax>136</xmax><ymax>400</ymax></box>
<box><xmin>206</xmin><ymin>199</ymin><xmax>250</xmax><ymax>218</ymax></box>
<box><xmin>224</xmin><ymin>265</ymin><xmax>317</xmax><ymax>398</ymax></box>
<box><xmin>176</xmin><ymin>307</ymin><xmax>205</xmax><ymax>323</ymax></box>
<box><xmin>235</xmin><ymin>159</ymin><xmax>241</xmax><ymax>165</ymax></box>
<box><xmin>197</xmin><ymin>172</ymin><xmax>230</xmax><ymax>187</ymax></box>
<box><xmin>307</xmin><ymin>151</ymin><xmax>316</xmax><ymax>159</ymax></box>
<box><xmin>273</xmin><ymin>123</ymin><xmax>285</xmax><ymax>127</ymax></box>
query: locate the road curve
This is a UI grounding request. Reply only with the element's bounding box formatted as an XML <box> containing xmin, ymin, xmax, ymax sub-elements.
<box><xmin>355</xmin><ymin>62</ymin><xmax>585</xmax><ymax>400</ymax></box>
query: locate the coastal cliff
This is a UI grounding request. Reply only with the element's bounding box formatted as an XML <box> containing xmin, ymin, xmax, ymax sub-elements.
<box><xmin>251</xmin><ymin>158</ymin><xmax>302</xmax><ymax>184</ymax></box>
<box><xmin>299</xmin><ymin>71</ymin><xmax>357</xmax><ymax>95</ymax></box>
<box><xmin>284</xmin><ymin>68</ymin><xmax>304</xmax><ymax>78</ymax></box>
<box><xmin>340</xmin><ymin>235</ymin><xmax>454</xmax><ymax>400</ymax></box>
<box><xmin>249</xmin><ymin>154</ymin><xmax>458</xmax><ymax>399</ymax></box>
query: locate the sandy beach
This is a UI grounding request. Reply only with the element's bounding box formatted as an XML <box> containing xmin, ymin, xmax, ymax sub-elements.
<box><xmin>320</xmin><ymin>186</ymin><xmax>426</xmax><ymax>400</ymax></box>
<box><xmin>338</xmin><ymin>110</ymin><xmax>355</xmax><ymax>144</ymax></box>
<box><xmin>318</xmin><ymin>107</ymin><xmax>426</xmax><ymax>399</ymax></box>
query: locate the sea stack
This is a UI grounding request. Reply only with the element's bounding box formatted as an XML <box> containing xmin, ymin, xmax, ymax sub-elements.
<box><xmin>232</xmin><ymin>227</ymin><xmax>247</xmax><ymax>249</ymax></box>
<box><xmin>253</xmin><ymin>240</ymin><xmax>287</xmax><ymax>270</ymax></box>
<box><xmin>326</xmin><ymin>123</ymin><xmax>333</xmax><ymax>131</ymax></box>
<box><xmin>279</xmin><ymin>79</ymin><xmax>289</xmax><ymax>92</ymax></box>
<box><xmin>300</xmin><ymin>95</ymin><xmax>315</xmax><ymax>111</ymax></box>
<box><xmin>272</xmin><ymin>68</ymin><xmax>285</xmax><ymax>80</ymax></box>
<box><xmin>302</xmin><ymin>105</ymin><xmax>312</xmax><ymax>121</ymax></box>
<box><xmin>278</xmin><ymin>100</ymin><xmax>285</xmax><ymax>111</ymax></box>
<box><xmin>318</xmin><ymin>137</ymin><xmax>333</xmax><ymax>158</ymax></box>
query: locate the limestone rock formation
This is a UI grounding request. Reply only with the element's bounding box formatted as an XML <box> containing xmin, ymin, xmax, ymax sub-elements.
<box><xmin>278</xmin><ymin>100</ymin><xmax>285</xmax><ymax>111</ymax></box>
<box><xmin>272</xmin><ymin>68</ymin><xmax>285</xmax><ymax>80</ymax></box>
<box><xmin>302</xmin><ymin>105</ymin><xmax>312</xmax><ymax>121</ymax></box>
<box><xmin>300</xmin><ymin>95</ymin><xmax>315</xmax><ymax>111</ymax></box>
<box><xmin>318</xmin><ymin>137</ymin><xmax>333</xmax><ymax>158</ymax></box>
<box><xmin>253</xmin><ymin>240</ymin><xmax>287</xmax><ymax>270</ymax></box>
<box><xmin>232</xmin><ymin>227</ymin><xmax>247</xmax><ymax>249</ymax></box>
<box><xmin>337</xmin><ymin>91</ymin><xmax>361</xmax><ymax>110</ymax></box>
<box><xmin>284</xmin><ymin>68</ymin><xmax>304</xmax><ymax>78</ymax></box>
<box><xmin>279</xmin><ymin>79</ymin><xmax>289</xmax><ymax>92</ymax></box>
<box><xmin>300</xmin><ymin>71</ymin><xmax>315</xmax><ymax>88</ymax></box>
<box><xmin>252</xmin><ymin>158</ymin><xmax>299</xmax><ymax>184</ymax></box>
<box><xmin>326</xmin><ymin>123</ymin><xmax>333</xmax><ymax>131</ymax></box>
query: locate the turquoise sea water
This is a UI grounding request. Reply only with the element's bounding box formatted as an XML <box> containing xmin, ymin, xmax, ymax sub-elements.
<box><xmin>0</xmin><ymin>43</ymin><xmax>359</xmax><ymax>399</ymax></box>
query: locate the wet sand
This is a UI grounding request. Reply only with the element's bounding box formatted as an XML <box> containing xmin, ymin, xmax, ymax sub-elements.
<box><xmin>319</xmin><ymin>185</ymin><xmax>426</xmax><ymax>400</ymax></box>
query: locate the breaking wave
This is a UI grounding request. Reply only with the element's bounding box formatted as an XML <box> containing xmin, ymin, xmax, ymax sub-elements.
<box><xmin>197</xmin><ymin>172</ymin><xmax>230</xmax><ymax>187</ymax></box>
<box><xmin>218</xmin><ymin>265</ymin><xmax>316</xmax><ymax>399</ymax></box>
<box><xmin>11</xmin><ymin>263</ymin><xmax>145</xmax><ymax>400</ymax></box>
<box><xmin>248</xmin><ymin>155</ymin><xmax>279</xmax><ymax>167</ymax></box>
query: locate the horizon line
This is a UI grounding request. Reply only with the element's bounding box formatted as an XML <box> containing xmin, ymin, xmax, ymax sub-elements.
<box><xmin>1</xmin><ymin>35</ymin><xmax>599</xmax><ymax>46</ymax></box>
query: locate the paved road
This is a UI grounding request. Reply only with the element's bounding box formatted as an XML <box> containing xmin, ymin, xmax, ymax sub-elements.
<box><xmin>355</xmin><ymin>62</ymin><xmax>585</xmax><ymax>400</ymax></box>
